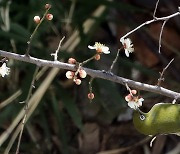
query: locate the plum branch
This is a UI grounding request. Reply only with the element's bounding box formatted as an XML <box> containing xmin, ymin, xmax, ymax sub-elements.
<box><xmin>0</xmin><ymin>49</ymin><xmax>180</xmax><ymax>101</ymax></box>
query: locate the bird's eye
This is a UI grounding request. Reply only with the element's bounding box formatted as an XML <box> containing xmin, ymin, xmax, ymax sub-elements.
<box><xmin>140</xmin><ymin>114</ymin><xmax>145</xmax><ymax>121</ymax></box>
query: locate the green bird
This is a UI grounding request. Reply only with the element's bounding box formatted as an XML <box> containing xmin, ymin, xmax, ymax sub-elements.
<box><xmin>133</xmin><ymin>103</ymin><xmax>180</xmax><ymax>136</ymax></box>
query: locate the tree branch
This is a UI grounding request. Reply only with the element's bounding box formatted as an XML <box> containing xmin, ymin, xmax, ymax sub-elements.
<box><xmin>0</xmin><ymin>49</ymin><xmax>180</xmax><ymax>101</ymax></box>
<box><xmin>120</xmin><ymin>11</ymin><xmax>180</xmax><ymax>40</ymax></box>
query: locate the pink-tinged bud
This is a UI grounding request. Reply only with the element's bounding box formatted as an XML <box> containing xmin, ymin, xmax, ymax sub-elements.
<box><xmin>88</xmin><ymin>93</ymin><xmax>94</xmax><ymax>100</ymax></box>
<box><xmin>125</xmin><ymin>94</ymin><xmax>133</xmax><ymax>102</ymax></box>
<box><xmin>46</xmin><ymin>13</ymin><xmax>53</xmax><ymax>21</ymax></box>
<box><xmin>131</xmin><ymin>89</ymin><xmax>137</xmax><ymax>95</ymax></box>
<box><xmin>33</xmin><ymin>16</ymin><xmax>41</xmax><ymax>24</ymax></box>
<box><xmin>68</xmin><ymin>58</ymin><xmax>76</xmax><ymax>64</ymax></box>
<box><xmin>74</xmin><ymin>79</ymin><xmax>81</xmax><ymax>85</ymax></box>
<box><xmin>79</xmin><ymin>69</ymin><xmax>87</xmax><ymax>78</ymax></box>
<box><xmin>66</xmin><ymin>71</ymin><xmax>74</xmax><ymax>79</ymax></box>
<box><xmin>45</xmin><ymin>4</ymin><xmax>51</xmax><ymax>9</ymax></box>
<box><xmin>94</xmin><ymin>54</ymin><xmax>101</xmax><ymax>60</ymax></box>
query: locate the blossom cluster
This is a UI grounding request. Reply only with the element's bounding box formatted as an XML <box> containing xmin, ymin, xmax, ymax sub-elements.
<box><xmin>65</xmin><ymin>58</ymin><xmax>87</xmax><ymax>85</ymax></box>
<box><xmin>33</xmin><ymin>4</ymin><xmax>53</xmax><ymax>24</ymax></box>
<box><xmin>125</xmin><ymin>89</ymin><xmax>144</xmax><ymax>109</ymax></box>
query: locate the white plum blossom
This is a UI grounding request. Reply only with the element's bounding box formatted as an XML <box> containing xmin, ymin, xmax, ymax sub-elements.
<box><xmin>88</xmin><ymin>42</ymin><xmax>110</xmax><ymax>54</ymax></box>
<box><xmin>125</xmin><ymin>93</ymin><xmax>144</xmax><ymax>110</ymax></box>
<box><xmin>127</xmin><ymin>98</ymin><xmax>144</xmax><ymax>109</ymax></box>
<box><xmin>0</xmin><ymin>63</ymin><xmax>10</xmax><ymax>77</ymax></box>
<box><xmin>120</xmin><ymin>38</ymin><xmax>134</xmax><ymax>57</ymax></box>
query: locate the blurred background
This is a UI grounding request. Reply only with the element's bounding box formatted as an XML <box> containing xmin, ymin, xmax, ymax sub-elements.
<box><xmin>0</xmin><ymin>0</ymin><xmax>180</xmax><ymax>153</ymax></box>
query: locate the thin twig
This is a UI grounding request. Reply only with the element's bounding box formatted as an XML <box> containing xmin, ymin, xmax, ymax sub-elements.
<box><xmin>16</xmin><ymin>67</ymin><xmax>39</xmax><ymax>154</ymax></box>
<box><xmin>153</xmin><ymin>0</ymin><xmax>160</xmax><ymax>18</ymax></box>
<box><xmin>97</xmin><ymin>136</ymin><xmax>151</xmax><ymax>154</ymax></box>
<box><xmin>158</xmin><ymin>19</ymin><xmax>168</xmax><ymax>53</ymax></box>
<box><xmin>0</xmin><ymin>49</ymin><xmax>180</xmax><ymax>100</ymax></box>
<box><xmin>89</xmin><ymin>77</ymin><xmax>94</xmax><ymax>103</ymax></box>
<box><xmin>51</xmin><ymin>36</ymin><xmax>65</xmax><ymax>61</ymax></box>
<box><xmin>109</xmin><ymin>48</ymin><xmax>122</xmax><ymax>72</ymax></box>
<box><xmin>26</xmin><ymin>7</ymin><xmax>51</xmax><ymax>56</ymax></box>
<box><xmin>157</xmin><ymin>58</ymin><xmax>174</xmax><ymax>86</ymax></box>
<box><xmin>81</xmin><ymin>54</ymin><xmax>99</xmax><ymax>65</ymax></box>
<box><xmin>120</xmin><ymin>11</ymin><xmax>180</xmax><ymax>41</ymax></box>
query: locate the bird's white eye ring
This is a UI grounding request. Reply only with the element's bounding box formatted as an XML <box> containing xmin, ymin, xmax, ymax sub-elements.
<box><xmin>140</xmin><ymin>114</ymin><xmax>145</xmax><ymax>121</ymax></box>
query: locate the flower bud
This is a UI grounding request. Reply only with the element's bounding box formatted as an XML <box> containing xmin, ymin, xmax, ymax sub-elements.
<box><xmin>79</xmin><ymin>69</ymin><xmax>87</xmax><ymax>78</ymax></box>
<box><xmin>46</xmin><ymin>13</ymin><xmax>53</xmax><ymax>21</ymax></box>
<box><xmin>45</xmin><ymin>4</ymin><xmax>51</xmax><ymax>9</ymax></box>
<box><xmin>88</xmin><ymin>93</ymin><xmax>94</xmax><ymax>100</ymax></box>
<box><xmin>94</xmin><ymin>54</ymin><xmax>101</xmax><ymax>60</ymax></box>
<box><xmin>125</xmin><ymin>94</ymin><xmax>133</xmax><ymax>102</ymax></box>
<box><xmin>131</xmin><ymin>90</ymin><xmax>137</xmax><ymax>95</ymax></box>
<box><xmin>66</xmin><ymin>71</ymin><xmax>74</xmax><ymax>79</ymax></box>
<box><xmin>68</xmin><ymin>58</ymin><xmax>76</xmax><ymax>64</ymax></box>
<box><xmin>33</xmin><ymin>16</ymin><xmax>41</xmax><ymax>24</ymax></box>
<box><xmin>74</xmin><ymin>78</ymin><xmax>81</xmax><ymax>85</ymax></box>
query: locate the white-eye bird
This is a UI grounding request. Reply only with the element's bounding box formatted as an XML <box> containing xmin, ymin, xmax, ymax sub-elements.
<box><xmin>133</xmin><ymin>103</ymin><xmax>180</xmax><ymax>136</ymax></box>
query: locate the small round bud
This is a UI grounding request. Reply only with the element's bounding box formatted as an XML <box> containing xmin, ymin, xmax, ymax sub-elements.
<box><xmin>66</xmin><ymin>71</ymin><xmax>74</xmax><ymax>79</ymax></box>
<box><xmin>33</xmin><ymin>16</ymin><xmax>41</xmax><ymax>24</ymax></box>
<box><xmin>46</xmin><ymin>13</ymin><xmax>53</xmax><ymax>21</ymax></box>
<box><xmin>45</xmin><ymin>4</ymin><xmax>51</xmax><ymax>9</ymax></box>
<box><xmin>88</xmin><ymin>93</ymin><xmax>94</xmax><ymax>100</ymax></box>
<box><xmin>131</xmin><ymin>90</ymin><xmax>137</xmax><ymax>95</ymax></box>
<box><xmin>125</xmin><ymin>94</ymin><xmax>133</xmax><ymax>102</ymax></box>
<box><xmin>94</xmin><ymin>54</ymin><xmax>101</xmax><ymax>60</ymax></box>
<box><xmin>79</xmin><ymin>69</ymin><xmax>87</xmax><ymax>78</ymax></box>
<box><xmin>74</xmin><ymin>78</ymin><xmax>81</xmax><ymax>85</ymax></box>
<box><xmin>68</xmin><ymin>58</ymin><xmax>76</xmax><ymax>64</ymax></box>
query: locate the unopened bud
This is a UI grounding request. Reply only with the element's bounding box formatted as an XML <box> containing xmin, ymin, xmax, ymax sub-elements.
<box><xmin>79</xmin><ymin>69</ymin><xmax>87</xmax><ymax>78</ymax></box>
<box><xmin>131</xmin><ymin>90</ymin><xmax>137</xmax><ymax>95</ymax></box>
<box><xmin>88</xmin><ymin>93</ymin><xmax>94</xmax><ymax>100</ymax></box>
<box><xmin>66</xmin><ymin>71</ymin><xmax>74</xmax><ymax>79</ymax></box>
<box><xmin>125</xmin><ymin>94</ymin><xmax>133</xmax><ymax>102</ymax></box>
<box><xmin>68</xmin><ymin>58</ymin><xmax>76</xmax><ymax>64</ymax></box>
<box><xmin>46</xmin><ymin>13</ymin><xmax>53</xmax><ymax>21</ymax></box>
<box><xmin>74</xmin><ymin>78</ymin><xmax>81</xmax><ymax>85</ymax></box>
<box><xmin>45</xmin><ymin>4</ymin><xmax>51</xmax><ymax>9</ymax></box>
<box><xmin>33</xmin><ymin>16</ymin><xmax>41</xmax><ymax>24</ymax></box>
<box><xmin>94</xmin><ymin>54</ymin><xmax>101</xmax><ymax>60</ymax></box>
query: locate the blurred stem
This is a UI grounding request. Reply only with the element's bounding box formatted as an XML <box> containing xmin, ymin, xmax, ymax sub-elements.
<box><xmin>16</xmin><ymin>66</ymin><xmax>39</xmax><ymax>154</ymax></box>
<box><xmin>26</xmin><ymin>8</ymin><xmax>50</xmax><ymax>56</ymax></box>
<box><xmin>65</xmin><ymin>0</ymin><xmax>76</xmax><ymax>32</ymax></box>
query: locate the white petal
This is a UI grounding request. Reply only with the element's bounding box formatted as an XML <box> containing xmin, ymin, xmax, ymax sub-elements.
<box><xmin>125</xmin><ymin>38</ymin><xmax>131</xmax><ymax>47</ymax></box>
<box><xmin>128</xmin><ymin>47</ymin><xmax>134</xmax><ymax>53</ymax></box>
<box><xmin>125</xmin><ymin>49</ymin><xmax>129</xmax><ymax>57</ymax></box>
<box><xmin>128</xmin><ymin>101</ymin><xmax>136</xmax><ymax>109</ymax></box>
<box><xmin>102</xmin><ymin>47</ymin><xmax>110</xmax><ymax>54</ymax></box>
<box><xmin>88</xmin><ymin>45</ymin><xmax>96</xmax><ymax>50</ymax></box>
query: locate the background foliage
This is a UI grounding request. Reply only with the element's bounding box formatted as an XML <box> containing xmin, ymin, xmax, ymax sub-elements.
<box><xmin>0</xmin><ymin>0</ymin><xmax>180</xmax><ymax>153</ymax></box>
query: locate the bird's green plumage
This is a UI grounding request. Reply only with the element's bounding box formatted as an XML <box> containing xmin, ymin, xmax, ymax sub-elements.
<box><xmin>133</xmin><ymin>103</ymin><xmax>180</xmax><ymax>135</ymax></box>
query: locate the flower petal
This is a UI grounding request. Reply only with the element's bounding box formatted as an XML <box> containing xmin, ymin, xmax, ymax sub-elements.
<box><xmin>128</xmin><ymin>101</ymin><xmax>136</xmax><ymax>109</ymax></box>
<box><xmin>102</xmin><ymin>46</ymin><xmax>110</xmax><ymax>54</ymax></box>
<box><xmin>125</xmin><ymin>38</ymin><xmax>131</xmax><ymax>47</ymax></box>
<box><xmin>125</xmin><ymin>49</ymin><xmax>129</xmax><ymax>57</ymax></box>
<box><xmin>88</xmin><ymin>45</ymin><xmax>96</xmax><ymax>50</ymax></box>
